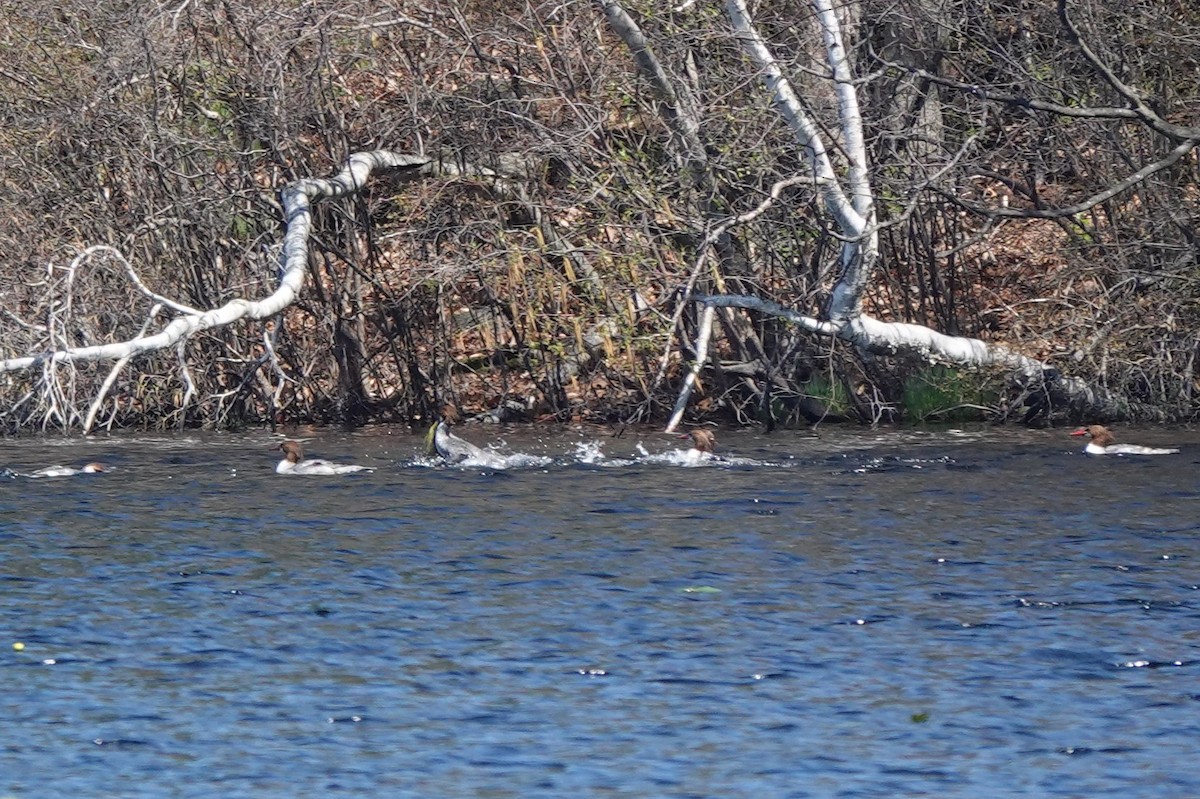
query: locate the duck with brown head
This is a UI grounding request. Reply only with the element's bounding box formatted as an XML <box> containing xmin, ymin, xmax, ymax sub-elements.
<box><xmin>27</xmin><ymin>462</ymin><xmax>109</xmax><ymax>478</ymax></box>
<box><xmin>677</xmin><ymin>428</ymin><xmax>718</xmax><ymax>465</ymax></box>
<box><xmin>275</xmin><ymin>440</ymin><xmax>371</xmax><ymax>475</ymax></box>
<box><xmin>1070</xmin><ymin>425</ymin><xmax>1179</xmax><ymax>456</ymax></box>
<box><xmin>686</xmin><ymin>429</ymin><xmax>715</xmax><ymax>454</ymax></box>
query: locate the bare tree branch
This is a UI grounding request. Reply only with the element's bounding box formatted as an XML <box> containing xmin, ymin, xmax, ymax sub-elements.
<box><xmin>725</xmin><ymin>0</ymin><xmax>860</xmax><ymax>239</ymax></box>
<box><xmin>971</xmin><ymin>137</ymin><xmax>1200</xmax><ymax>220</ymax></box>
<box><xmin>0</xmin><ymin>151</ymin><xmax>431</xmax><ymax>373</ymax></box>
<box><xmin>1055</xmin><ymin>0</ymin><xmax>1195</xmax><ymax>141</ymax></box>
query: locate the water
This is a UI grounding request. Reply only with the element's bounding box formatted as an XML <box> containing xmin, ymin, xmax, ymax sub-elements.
<box><xmin>2</xmin><ymin>425</ymin><xmax>1198</xmax><ymax>798</ymax></box>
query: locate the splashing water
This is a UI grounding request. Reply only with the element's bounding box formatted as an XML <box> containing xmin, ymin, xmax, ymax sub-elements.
<box><xmin>573</xmin><ymin>440</ymin><xmax>607</xmax><ymax>464</ymax></box>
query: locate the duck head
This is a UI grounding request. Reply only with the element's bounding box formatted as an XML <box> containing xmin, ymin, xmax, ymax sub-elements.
<box><xmin>279</xmin><ymin>440</ymin><xmax>304</xmax><ymax>464</ymax></box>
<box><xmin>1070</xmin><ymin>425</ymin><xmax>1114</xmax><ymax>447</ymax></box>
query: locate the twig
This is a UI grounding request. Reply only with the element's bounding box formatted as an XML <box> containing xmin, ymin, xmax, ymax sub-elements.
<box><xmin>176</xmin><ymin>337</ymin><xmax>196</xmax><ymax>429</ymax></box>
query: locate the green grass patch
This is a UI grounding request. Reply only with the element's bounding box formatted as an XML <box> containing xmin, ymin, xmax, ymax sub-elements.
<box><xmin>901</xmin><ymin>365</ymin><xmax>998</xmax><ymax>423</ymax></box>
<box><xmin>801</xmin><ymin>374</ymin><xmax>851</xmax><ymax>416</ymax></box>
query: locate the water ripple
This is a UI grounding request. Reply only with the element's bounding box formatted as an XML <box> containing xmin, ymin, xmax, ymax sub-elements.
<box><xmin>2</xmin><ymin>427</ymin><xmax>1199</xmax><ymax>797</ymax></box>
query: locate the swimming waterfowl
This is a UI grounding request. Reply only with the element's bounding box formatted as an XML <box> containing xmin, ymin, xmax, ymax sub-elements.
<box><xmin>1069</xmin><ymin>425</ymin><xmax>1179</xmax><ymax>456</ymax></box>
<box><xmin>26</xmin><ymin>462</ymin><xmax>108</xmax><ymax>478</ymax></box>
<box><xmin>275</xmin><ymin>440</ymin><xmax>371</xmax><ymax>475</ymax></box>
<box><xmin>426</xmin><ymin>407</ymin><xmax>508</xmax><ymax>468</ymax></box>
<box><xmin>678</xmin><ymin>428</ymin><xmax>717</xmax><ymax>465</ymax></box>
<box><xmin>685</xmin><ymin>428</ymin><xmax>716</xmax><ymax>456</ymax></box>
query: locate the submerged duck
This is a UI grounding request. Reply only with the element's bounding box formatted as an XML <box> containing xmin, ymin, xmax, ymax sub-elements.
<box><xmin>275</xmin><ymin>440</ymin><xmax>371</xmax><ymax>475</ymax></box>
<box><xmin>426</xmin><ymin>407</ymin><xmax>508</xmax><ymax>468</ymax></box>
<box><xmin>1070</xmin><ymin>425</ymin><xmax>1179</xmax><ymax>456</ymax></box>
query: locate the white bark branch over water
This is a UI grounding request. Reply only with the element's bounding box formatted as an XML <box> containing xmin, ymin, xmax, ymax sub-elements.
<box><xmin>3</xmin><ymin>148</ymin><xmax>641</xmax><ymax>430</ymax></box>
<box><xmin>0</xmin><ymin>152</ymin><xmax>432</xmax><ymax>374</ymax></box>
<box><xmin>687</xmin><ymin>292</ymin><xmax>1122</xmax><ymax>416</ymax></box>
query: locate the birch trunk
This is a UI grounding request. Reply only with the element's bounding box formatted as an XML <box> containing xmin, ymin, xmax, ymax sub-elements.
<box><xmin>662</xmin><ymin>0</ymin><xmax>1126</xmax><ymax>421</ymax></box>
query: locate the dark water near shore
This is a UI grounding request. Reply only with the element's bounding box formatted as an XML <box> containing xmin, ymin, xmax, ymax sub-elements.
<box><xmin>2</xmin><ymin>425</ymin><xmax>1198</xmax><ymax>798</ymax></box>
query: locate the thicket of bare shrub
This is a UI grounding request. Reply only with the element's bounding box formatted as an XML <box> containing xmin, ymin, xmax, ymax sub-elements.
<box><xmin>1</xmin><ymin>0</ymin><xmax>1197</xmax><ymax>431</ymax></box>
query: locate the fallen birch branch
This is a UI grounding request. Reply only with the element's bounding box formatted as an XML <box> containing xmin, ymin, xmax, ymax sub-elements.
<box><xmin>0</xmin><ymin>151</ymin><xmax>432</xmax><ymax>374</ymax></box>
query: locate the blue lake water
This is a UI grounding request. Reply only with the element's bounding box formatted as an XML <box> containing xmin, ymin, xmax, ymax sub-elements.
<box><xmin>1</xmin><ymin>425</ymin><xmax>1198</xmax><ymax>797</ymax></box>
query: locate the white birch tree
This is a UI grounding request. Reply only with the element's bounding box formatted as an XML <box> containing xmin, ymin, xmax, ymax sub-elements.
<box><xmin>3</xmin><ymin>0</ymin><xmax>1194</xmax><ymax>431</ymax></box>
<box><xmin>651</xmin><ymin>0</ymin><xmax>1135</xmax><ymax>428</ymax></box>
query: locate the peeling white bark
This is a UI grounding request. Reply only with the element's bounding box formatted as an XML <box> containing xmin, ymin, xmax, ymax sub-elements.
<box><xmin>722</xmin><ymin>0</ymin><xmax>1002</xmax><ymax>359</ymax></box>
<box><xmin>0</xmin><ymin>152</ymin><xmax>432</xmax><ymax>374</ymax></box>
<box><xmin>725</xmin><ymin>0</ymin><xmax>858</xmax><ymax>238</ymax></box>
<box><xmin>693</xmin><ymin>292</ymin><xmax>1120</xmax><ymax>415</ymax></box>
<box><xmin>665</xmin><ymin>304</ymin><xmax>716</xmax><ymax>433</ymax></box>
<box><xmin>726</xmin><ymin>0</ymin><xmax>878</xmax><ymax>323</ymax></box>
<box><xmin>687</xmin><ymin>0</ymin><xmax>1123</xmax><ymax>418</ymax></box>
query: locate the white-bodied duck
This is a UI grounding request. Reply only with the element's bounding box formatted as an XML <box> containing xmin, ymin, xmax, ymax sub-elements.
<box><xmin>21</xmin><ymin>462</ymin><xmax>109</xmax><ymax>478</ymax></box>
<box><xmin>275</xmin><ymin>440</ymin><xmax>371</xmax><ymax>475</ymax></box>
<box><xmin>1070</xmin><ymin>425</ymin><xmax>1179</xmax><ymax>456</ymax></box>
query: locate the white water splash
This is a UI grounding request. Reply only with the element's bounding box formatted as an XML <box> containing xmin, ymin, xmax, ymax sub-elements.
<box><xmin>573</xmin><ymin>440</ymin><xmax>607</xmax><ymax>464</ymax></box>
<box><xmin>412</xmin><ymin>449</ymin><xmax>550</xmax><ymax>470</ymax></box>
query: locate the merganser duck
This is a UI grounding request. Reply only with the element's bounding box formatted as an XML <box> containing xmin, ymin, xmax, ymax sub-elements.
<box><xmin>426</xmin><ymin>408</ymin><xmax>508</xmax><ymax>469</ymax></box>
<box><xmin>275</xmin><ymin>440</ymin><xmax>371</xmax><ymax>475</ymax></box>
<box><xmin>679</xmin><ymin>428</ymin><xmax>717</xmax><ymax>464</ymax></box>
<box><xmin>1070</xmin><ymin>425</ymin><xmax>1179</xmax><ymax>456</ymax></box>
<box><xmin>26</xmin><ymin>462</ymin><xmax>108</xmax><ymax>478</ymax></box>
